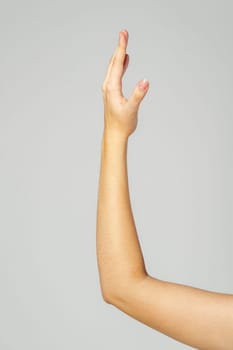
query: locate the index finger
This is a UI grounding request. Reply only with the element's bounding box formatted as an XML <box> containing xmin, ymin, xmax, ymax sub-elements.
<box><xmin>107</xmin><ymin>30</ymin><xmax>129</xmax><ymax>91</ymax></box>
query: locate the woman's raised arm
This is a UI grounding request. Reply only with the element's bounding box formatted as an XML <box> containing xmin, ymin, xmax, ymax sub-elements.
<box><xmin>96</xmin><ymin>30</ymin><xmax>233</xmax><ymax>350</ymax></box>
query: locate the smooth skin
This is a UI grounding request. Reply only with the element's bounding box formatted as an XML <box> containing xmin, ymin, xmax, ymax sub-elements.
<box><xmin>96</xmin><ymin>30</ymin><xmax>233</xmax><ymax>350</ymax></box>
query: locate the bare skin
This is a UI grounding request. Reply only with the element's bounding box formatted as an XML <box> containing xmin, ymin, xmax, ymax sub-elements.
<box><xmin>96</xmin><ymin>29</ymin><xmax>233</xmax><ymax>350</ymax></box>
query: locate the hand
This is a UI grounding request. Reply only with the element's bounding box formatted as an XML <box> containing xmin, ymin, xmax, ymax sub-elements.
<box><xmin>101</xmin><ymin>30</ymin><xmax>150</xmax><ymax>139</ymax></box>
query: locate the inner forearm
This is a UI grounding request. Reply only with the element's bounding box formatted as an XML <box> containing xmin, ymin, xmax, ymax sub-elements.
<box><xmin>96</xmin><ymin>130</ymin><xmax>147</xmax><ymax>300</ymax></box>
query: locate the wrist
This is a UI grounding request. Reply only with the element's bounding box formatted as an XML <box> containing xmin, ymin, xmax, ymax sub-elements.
<box><xmin>102</xmin><ymin>128</ymin><xmax>129</xmax><ymax>144</ymax></box>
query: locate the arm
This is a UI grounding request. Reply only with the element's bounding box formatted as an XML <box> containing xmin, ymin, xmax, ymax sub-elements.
<box><xmin>96</xmin><ymin>30</ymin><xmax>233</xmax><ymax>350</ymax></box>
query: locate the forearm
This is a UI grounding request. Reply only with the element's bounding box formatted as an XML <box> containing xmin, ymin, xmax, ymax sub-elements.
<box><xmin>96</xmin><ymin>129</ymin><xmax>147</xmax><ymax>301</ymax></box>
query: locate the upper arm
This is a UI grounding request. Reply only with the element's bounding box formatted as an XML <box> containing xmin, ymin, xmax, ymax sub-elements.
<box><xmin>109</xmin><ymin>275</ymin><xmax>233</xmax><ymax>350</ymax></box>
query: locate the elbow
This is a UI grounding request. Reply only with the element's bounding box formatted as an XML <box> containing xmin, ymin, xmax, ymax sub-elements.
<box><xmin>101</xmin><ymin>285</ymin><xmax>126</xmax><ymax>305</ymax></box>
<box><xmin>100</xmin><ymin>272</ymin><xmax>150</xmax><ymax>305</ymax></box>
<box><xmin>102</xmin><ymin>291</ymin><xmax>113</xmax><ymax>304</ymax></box>
<box><xmin>101</xmin><ymin>275</ymin><xmax>148</xmax><ymax>305</ymax></box>
<box><xmin>100</xmin><ymin>285</ymin><xmax>115</xmax><ymax>304</ymax></box>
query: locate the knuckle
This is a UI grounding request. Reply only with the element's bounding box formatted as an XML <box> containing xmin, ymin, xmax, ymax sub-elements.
<box><xmin>101</xmin><ymin>82</ymin><xmax>114</xmax><ymax>97</ymax></box>
<box><xmin>105</xmin><ymin>82</ymin><xmax>114</xmax><ymax>92</ymax></box>
<box><xmin>135</xmin><ymin>92</ymin><xmax>141</xmax><ymax>101</ymax></box>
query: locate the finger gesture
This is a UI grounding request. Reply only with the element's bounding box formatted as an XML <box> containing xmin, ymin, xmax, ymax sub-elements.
<box><xmin>102</xmin><ymin>30</ymin><xmax>149</xmax><ymax>139</ymax></box>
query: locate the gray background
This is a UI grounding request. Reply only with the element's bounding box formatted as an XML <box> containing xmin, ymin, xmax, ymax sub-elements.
<box><xmin>0</xmin><ymin>0</ymin><xmax>232</xmax><ymax>349</ymax></box>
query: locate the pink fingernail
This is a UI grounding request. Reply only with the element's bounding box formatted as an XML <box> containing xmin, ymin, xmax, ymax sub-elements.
<box><xmin>138</xmin><ymin>79</ymin><xmax>149</xmax><ymax>90</ymax></box>
<box><xmin>121</xmin><ymin>30</ymin><xmax>127</xmax><ymax>40</ymax></box>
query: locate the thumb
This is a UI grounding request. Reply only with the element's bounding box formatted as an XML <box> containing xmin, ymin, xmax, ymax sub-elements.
<box><xmin>128</xmin><ymin>79</ymin><xmax>150</xmax><ymax>109</ymax></box>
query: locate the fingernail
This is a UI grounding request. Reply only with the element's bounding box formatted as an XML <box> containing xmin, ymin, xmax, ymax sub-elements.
<box><xmin>138</xmin><ymin>79</ymin><xmax>149</xmax><ymax>90</ymax></box>
<box><xmin>120</xmin><ymin>30</ymin><xmax>127</xmax><ymax>40</ymax></box>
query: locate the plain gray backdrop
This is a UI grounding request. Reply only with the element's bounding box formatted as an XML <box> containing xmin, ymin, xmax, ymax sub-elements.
<box><xmin>0</xmin><ymin>0</ymin><xmax>232</xmax><ymax>349</ymax></box>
